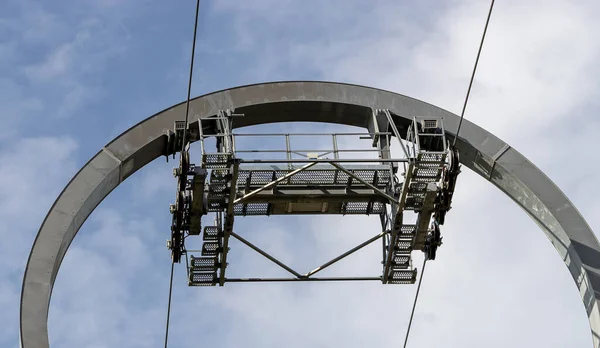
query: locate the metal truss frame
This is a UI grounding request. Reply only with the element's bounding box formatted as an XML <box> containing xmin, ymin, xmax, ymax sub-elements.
<box><xmin>217</xmin><ymin>230</ymin><xmax>386</xmax><ymax>282</ymax></box>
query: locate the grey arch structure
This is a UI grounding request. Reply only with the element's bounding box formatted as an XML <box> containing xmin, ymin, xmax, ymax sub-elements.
<box><xmin>20</xmin><ymin>81</ymin><xmax>600</xmax><ymax>347</ymax></box>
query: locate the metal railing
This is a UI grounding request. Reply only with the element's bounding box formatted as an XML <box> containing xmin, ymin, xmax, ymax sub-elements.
<box><xmin>199</xmin><ymin>131</ymin><xmax>397</xmax><ymax>165</ymax></box>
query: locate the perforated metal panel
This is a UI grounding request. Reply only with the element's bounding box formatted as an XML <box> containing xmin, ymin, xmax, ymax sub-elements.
<box><xmin>203</xmin><ymin>226</ymin><xmax>220</xmax><ymax>241</ymax></box>
<box><xmin>188</xmin><ymin>272</ymin><xmax>217</xmax><ymax>286</ymax></box>
<box><xmin>340</xmin><ymin>202</ymin><xmax>385</xmax><ymax>215</ymax></box>
<box><xmin>388</xmin><ymin>270</ymin><xmax>417</xmax><ymax>284</ymax></box>
<box><xmin>190</xmin><ymin>256</ymin><xmax>219</xmax><ymax>272</ymax></box>
<box><xmin>396</xmin><ymin>240</ymin><xmax>412</xmax><ymax>252</ymax></box>
<box><xmin>234</xmin><ymin>203</ymin><xmax>270</xmax><ymax>216</ymax></box>
<box><xmin>399</xmin><ymin>225</ymin><xmax>417</xmax><ymax>238</ymax></box>
<box><xmin>201</xmin><ymin>242</ymin><xmax>221</xmax><ymax>256</ymax></box>
<box><xmin>422</xmin><ymin>119</ymin><xmax>438</xmax><ymax>129</ymax></box>
<box><xmin>391</xmin><ymin>255</ymin><xmax>411</xmax><ymax>269</ymax></box>
<box><xmin>236</xmin><ymin>166</ymin><xmax>391</xmax><ymax>187</ymax></box>
<box><xmin>418</xmin><ymin>153</ymin><xmax>446</xmax><ymax>162</ymax></box>
<box><xmin>203</xmin><ymin>153</ymin><xmax>232</xmax><ymax>169</ymax></box>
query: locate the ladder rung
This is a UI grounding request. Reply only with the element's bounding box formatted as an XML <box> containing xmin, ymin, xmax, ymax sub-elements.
<box><xmin>203</xmin><ymin>226</ymin><xmax>221</xmax><ymax>241</ymax></box>
<box><xmin>391</xmin><ymin>255</ymin><xmax>410</xmax><ymax>270</ymax></box>
<box><xmin>387</xmin><ymin>270</ymin><xmax>417</xmax><ymax>284</ymax></box>
<box><xmin>190</xmin><ymin>256</ymin><xmax>219</xmax><ymax>272</ymax></box>
<box><xmin>188</xmin><ymin>271</ymin><xmax>217</xmax><ymax>286</ymax></box>
<box><xmin>201</xmin><ymin>242</ymin><xmax>221</xmax><ymax>256</ymax></box>
<box><xmin>399</xmin><ymin>225</ymin><xmax>417</xmax><ymax>237</ymax></box>
<box><xmin>395</xmin><ymin>239</ymin><xmax>412</xmax><ymax>252</ymax></box>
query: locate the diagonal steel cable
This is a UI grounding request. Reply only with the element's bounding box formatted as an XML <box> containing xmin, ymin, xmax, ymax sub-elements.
<box><xmin>453</xmin><ymin>0</ymin><xmax>496</xmax><ymax>147</ymax></box>
<box><xmin>165</xmin><ymin>1</ymin><xmax>201</xmax><ymax>347</ymax></box>
<box><xmin>404</xmin><ymin>1</ymin><xmax>496</xmax><ymax>346</ymax></box>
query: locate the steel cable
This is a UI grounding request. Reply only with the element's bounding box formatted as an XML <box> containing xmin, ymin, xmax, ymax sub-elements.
<box><xmin>165</xmin><ymin>1</ymin><xmax>201</xmax><ymax>347</ymax></box>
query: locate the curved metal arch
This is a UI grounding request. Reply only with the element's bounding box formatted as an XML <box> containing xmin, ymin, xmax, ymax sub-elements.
<box><xmin>20</xmin><ymin>81</ymin><xmax>600</xmax><ymax>347</ymax></box>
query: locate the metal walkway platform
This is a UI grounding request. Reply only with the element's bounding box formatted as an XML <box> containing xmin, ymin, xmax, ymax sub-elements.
<box><xmin>166</xmin><ymin>109</ymin><xmax>460</xmax><ymax>286</ymax></box>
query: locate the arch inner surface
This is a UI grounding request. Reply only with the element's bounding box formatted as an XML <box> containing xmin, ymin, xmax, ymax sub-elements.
<box><xmin>20</xmin><ymin>81</ymin><xmax>600</xmax><ymax>348</ymax></box>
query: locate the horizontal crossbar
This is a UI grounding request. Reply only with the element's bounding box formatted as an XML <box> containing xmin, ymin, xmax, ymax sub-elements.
<box><xmin>234</xmin><ymin>188</ymin><xmax>389</xmax><ymax>204</ymax></box>
<box><xmin>224</xmin><ymin>277</ymin><xmax>382</xmax><ymax>283</ymax></box>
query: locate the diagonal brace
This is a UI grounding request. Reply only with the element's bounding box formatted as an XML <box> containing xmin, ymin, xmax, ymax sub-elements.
<box><xmin>233</xmin><ymin>161</ymin><xmax>318</xmax><ymax>204</ymax></box>
<box><xmin>329</xmin><ymin>162</ymin><xmax>399</xmax><ymax>205</ymax></box>
<box><xmin>219</xmin><ymin>160</ymin><xmax>240</xmax><ymax>286</ymax></box>
<box><xmin>382</xmin><ymin>109</ymin><xmax>411</xmax><ymax>160</ymax></box>
<box><xmin>231</xmin><ymin>231</ymin><xmax>302</xmax><ymax>278</ymax></box>
<box><xmin>305</xmin><ymin>231</ymin><xmax>386</xmax><ymax>277</ymax></box>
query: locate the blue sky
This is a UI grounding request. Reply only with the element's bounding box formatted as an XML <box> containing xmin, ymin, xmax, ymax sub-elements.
<box><xmin>2</xmin><ymin>0</ymin><xmax>600</xmax><ymax>347</ymax></box>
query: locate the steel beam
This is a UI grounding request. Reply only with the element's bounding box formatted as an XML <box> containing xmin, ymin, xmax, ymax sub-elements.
<box><xmin>233</xmin><ymin>188</ymin><xmax>389</xmax><ymax>204</ymax></box>
<box><xmin>224</xmin><ymin>277</ymin><xmax>382</xmax><ymax>283</ymax></box>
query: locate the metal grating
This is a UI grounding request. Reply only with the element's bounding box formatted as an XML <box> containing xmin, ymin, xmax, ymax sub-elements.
<box><xmin>203</xmin><ymin>226</ymin><xmax>220</xmax><ymax>241</ymax></box>
<box><xmin>414</xmin><ymin>167</ymin><xmax>441</xmax><ymax>178</ymax></box>
<box><xmin>343</xmin><ymin>202</ymin><xmax>371</xmax><ymax>215</ymax></box>
<box><xmin>210</xmin><ymin>171</ymin><xmax>229</xmax><ymax>183</ymax></box>
<box><xmin>190</xmin><ymin>256</ymin><xmax>219</xmax><ymax>272</ymax></box>
<box><xmin>418</xmin><ymin>153</ymin><xmax>446</xmax><ymax>162</ymax></box>
<box><xmin>422</xmin><ymin>119</ymin><xmax>438</xmax><ymax>129</ymax></box>
<box><xmin>391</xmin><ymin>255</ymin><xmax>411</xmax><ymax>270</ymax></box>
<box><xmin>203</xmin><ymin>154</ymin><xmax>232</xmax><ymax>169</ymax></box>
<box><xmin>410</xmin><ymin>176</ymin><xmax>439</xmax><ymax>183</ymax></box>
<box><xmin>350</xmin><ymin>170</ymin><xmax>376</xmax><ymax>183</ymax></box>
<box><xmin>234</xmin><ymin>203</ymin><xmax>270</xmax><ymax>216</ymax></box>
<box><xmin>399</xmin><ymin>225</ymin><xmax>417</xmax><ymax>238</ymax></box>
<box><xmin>388</xmin><ymin>270</ymin><xmax>417</xmax><ymax>284</ymax></box>
<box><xmin>189</xmin><ymin>272</ymin><xmax>217</xmax><ymax>286</ymax></box>
<box><xmin>209</xmin><ymin>183</ymin><xmax>227</xmax><ymax>192</ymax></box>
<box><xmin>396</xmin><ymin>239</ymin><xmax>412</xmax><ymax>252</ymax></box>
<box><xmin>372</xmin><ymin>202</ymin><xmax>384</xmax><ymax>214</ymax></box>
<box><xmin>201</xmin><ymin>242</ymin><xmax>221</xmax><ymax>256</ymax></box>
<box><xmin>290</xmin><ymin>170</ymin><xmax>336</xmax><ymax>185</ymax></box>
<box><xmin>236</xmin><ymin>168</ymin><xmax>391</xmax><ymax>187</ymax></box>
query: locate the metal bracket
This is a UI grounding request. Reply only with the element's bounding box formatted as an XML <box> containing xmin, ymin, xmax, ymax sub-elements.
<box><xmin>489</xmin><ymin>144</ymin><xmax>511</xmax><ymax>181</ymax></box>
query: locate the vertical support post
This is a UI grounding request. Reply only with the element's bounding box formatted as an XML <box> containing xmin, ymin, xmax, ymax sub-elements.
<box><xmin>219</xmin><ymin>160</ymin><xmax>239</xmax><ymax>286</ymax></box>
<box><xmin>285</xmin><ymin>134</ymin><xmax>292</xmax><ymax>170</ymax></box>
<box><xmin>216</xmin><ymin>110</ymin><xmax>239</xmax><ymax>286</ymax></box>
<box><xmin>332</xmin><ymin>134</ymin><xmax>339</xmax><ymax>159</ymax></box>
<box><xmin>381</xmin><ymin>109</ymin><xmax>410</xmax><ymax>160</ymax></box>
<box><xmin>197</xmin><ymin>118</ymin><xmax>206</xmax><ymax>157</ymax></box>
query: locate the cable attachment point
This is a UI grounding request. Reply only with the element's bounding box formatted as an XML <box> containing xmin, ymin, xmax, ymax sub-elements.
<box><xmin>422</xmin><ymin>220</ymin><xmax>442</xmax><ymax>261</ymax></box>
<box><xmin>164</xmin><ymin>121</ymin><xmax>201</xmax><ymax>160</ymax></box>
<box><xmin>168</xmin><ymin>149</ymin><xmax>209</xmax><ymax>263</ymax></box>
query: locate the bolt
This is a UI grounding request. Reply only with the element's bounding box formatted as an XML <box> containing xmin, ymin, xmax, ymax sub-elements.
<box><xmin>169</xmin><ymin>204</ymin><xmax>176</xmax><ymax>214</ymax></box>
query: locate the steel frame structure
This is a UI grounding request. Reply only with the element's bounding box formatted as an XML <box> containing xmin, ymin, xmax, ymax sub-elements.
<box><xmin>20</xmin><ymin>81</ymin><xmax>600</xmax><ymax>348</ymax></box>
<box><xmin>172</xmin><ymin>109</ymin><xmax>455</xmax><ymax>286</ymax></box>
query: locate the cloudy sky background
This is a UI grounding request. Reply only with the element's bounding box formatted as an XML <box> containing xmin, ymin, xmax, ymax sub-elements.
<box><xmin>2</xmin><ymin>0</ymin><xmax>600</xmax><ymax>347</ymax></box>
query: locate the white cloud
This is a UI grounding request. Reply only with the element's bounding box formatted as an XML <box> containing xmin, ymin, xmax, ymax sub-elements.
<box><xmin>0</xmin><ymin>135</ymin><xmax>77</xmax><ymax>346</ymax></box>
<box><xmin>49</xmin><ymin>209</ymin><xmax>167</xmax><ymax>348</ymax></box>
